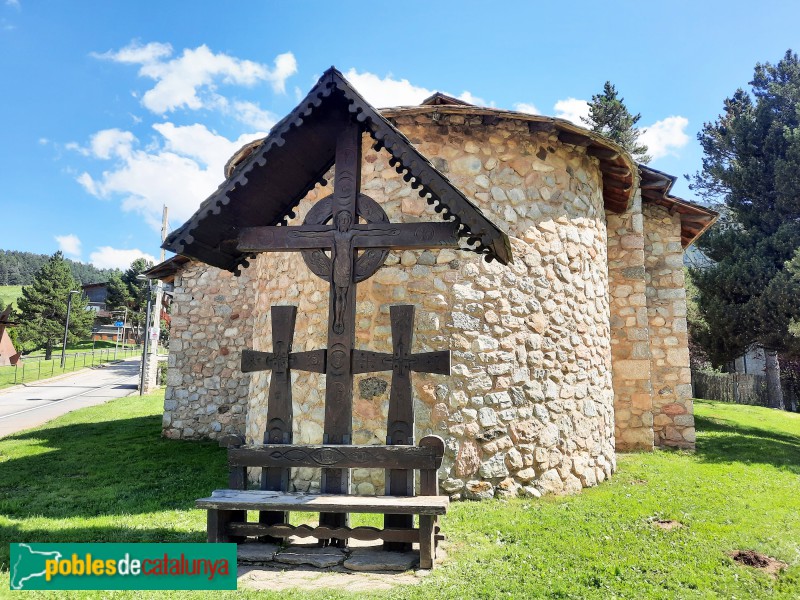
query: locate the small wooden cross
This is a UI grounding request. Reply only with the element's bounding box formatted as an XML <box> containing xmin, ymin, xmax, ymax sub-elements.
<box><xmin>241</xmin><ymin>305</ymin><xmax>326</xmax><ymax>541</ymax></box>
<box><xmin>242</xmin><ymin>305</ymin><xmax>327</xmax><ymax>446</ymax></box>
<box><xmin>353</xmin><ymin>304</ymin><xmax>450</xmax><ymax>551</ymax></box>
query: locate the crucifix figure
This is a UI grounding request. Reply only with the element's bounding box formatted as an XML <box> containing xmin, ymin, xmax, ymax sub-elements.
<box><xmin>238</xmin><ymin>119</ymin><xmax>460</xmax><ymax>542</ymax></box>
<box><xmin>353</xmin><ymin>304</ymin><xmax>450</xmax><ymax>551</ymax></box>
<box><xmin>289</xmin><ymin>209</ymin><xmax>401</xmax><ymax>334</ymax></box>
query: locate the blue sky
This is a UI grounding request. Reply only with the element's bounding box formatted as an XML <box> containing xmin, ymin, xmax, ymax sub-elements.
<box><xmin>1</xmin><ymin>0</ymin><xmax>798</xmax><ymax>269</ymax></box>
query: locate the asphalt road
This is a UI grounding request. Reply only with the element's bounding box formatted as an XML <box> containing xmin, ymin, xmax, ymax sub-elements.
<box><xmin>0</xmin><ymin>358</ymin><xmax>141</xmax><ymax>438</ymax></box>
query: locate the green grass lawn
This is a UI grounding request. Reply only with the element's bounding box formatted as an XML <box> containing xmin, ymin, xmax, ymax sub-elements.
<box><xmin>0</xmin><ymin>285</ymin><xmax>22</xmax><ymax>310</ymax></box>
<box><xmin>0</xmin><ymin>396</ymin><xmax>797</xmax><ymax>599</ymax></box>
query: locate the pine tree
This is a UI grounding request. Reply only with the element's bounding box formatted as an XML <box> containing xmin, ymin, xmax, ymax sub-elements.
<box><xmin>582</xmin><ymin>81</ymin><xmax>651</xmax><ymax>163</ymax></box>
<box><xmin>15</xmin><ymin>252</ymin><xmax>94</xmax><ymax>359</ymax></box>
<box><xmin>689</xmin><ymin>50</ymin><xmax>800</xmax><ymax>409</ymax></box>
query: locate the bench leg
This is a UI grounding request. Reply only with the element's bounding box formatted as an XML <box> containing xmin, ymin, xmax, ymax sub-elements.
<box><xmin>258</xmin><ymin>510</ymin><xmax>288</xmax><ymax>544</ymax></box>
<box><xmin>208</xmin><ymin>509</ymin><xmax>246</xmax><ymax>543</ymax></box>
<box><xmin>384</xmin><ymin>514</ymin><xmax>413</xmax><ymax>552</ymax></box>
<box><xmin>419</xmin><ymin>515</ymin><xmax>435</xmax><ymax>569</ymax></box>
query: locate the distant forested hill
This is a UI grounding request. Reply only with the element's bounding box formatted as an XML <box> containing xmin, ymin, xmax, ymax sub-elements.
<box><xmin>0</xmin><ymin>250</ymin><xmax>119</xmax><ymax>285</ymax></box>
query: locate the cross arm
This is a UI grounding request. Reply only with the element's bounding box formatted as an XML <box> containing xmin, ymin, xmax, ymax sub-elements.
<box><xmin>290</xmin><ymin>350</ymin><xmax>327</xmax><ymax>373</ymax></box>
<box><xmin>241</xmin><ymin>349</ymin><xmax>327</xmax><ymax>374</ymax></box>
<box><xmin>238</xmin><ymin>225</ymin><xmax>332</xmax><ymax>253</ymax></box>
<box><xmin>242</xmin><ymin>349</ymin><xmax>273</xmax><ymax>373</ymax></box>
<box><xmin>351</xmin><ymin>222</ymin><xmax>460</xmax><ymax>250</ymax></box>
<box><xmin>351</xmin><ymin>349</ymin><xmax>450</xmax><ymax>375</ymax></box>
<box><xmin>410</xmin><ymin>351</ymin><xmax>450</xmax><ymax>375</ymax></box>
<box><xmin>352</xmin><ymin>350</ymin><xmax>392</xmax><ymax>374</ymax></box>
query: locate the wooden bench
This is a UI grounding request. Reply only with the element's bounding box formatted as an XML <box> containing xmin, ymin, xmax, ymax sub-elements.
<box><xmin>196</xmin><ymin>434</ymin><xmax>448</xmax><ymax>569</ymax></box>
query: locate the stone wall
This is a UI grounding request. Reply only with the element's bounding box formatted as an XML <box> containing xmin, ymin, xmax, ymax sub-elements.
<box><xmin>162</xmin><ymin>263</ymin><xmax>256</xmax><ymax>439</ymax></box>
<box><xmin>161</xmin><ymin>111</ymin><xmax>703</xmax><ymax>496</ymax></box>
<box><xmin>241</xmin><ymin>113</ymin><xmax>617</xmax><ymax>498</ymax></box>
<box><xmin>643</xmin><ymin>204</ymin><xmax>694</xmax><ymax>448</ymax></box>
<box><xmin>606</xmin><ymin>191</ymin><xmax>655</xmax><ymax>451</ymax></box>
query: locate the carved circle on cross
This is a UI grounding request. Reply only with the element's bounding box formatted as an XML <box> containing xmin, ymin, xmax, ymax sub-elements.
<box><xmin>328</xmin><ymin>343</ymin><xmax>348</xmax><ymax>375</ymax></box>
<box><xmin>300</xmin><ymin>194</ymin><xmax>390</xmax><ymax>283</ymax></box>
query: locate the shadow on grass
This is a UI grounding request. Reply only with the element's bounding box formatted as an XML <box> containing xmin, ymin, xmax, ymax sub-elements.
<box><xmin>694</xmin><ymin>413</ymin><xmax>800</xmax><ymax>474</ymax></box>
<box><xmin>0</xmin><ymin>522</ymin><xmax>207</xmax><ymax>570</ymax></box>
<box><xmin>0</xmin><ymin>414</ymin><xmax>227</xmax><ymax>522</ymax></box>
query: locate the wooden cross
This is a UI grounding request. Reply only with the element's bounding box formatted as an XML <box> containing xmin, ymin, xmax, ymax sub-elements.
<box><xmin>241</xmin><ymin>305</ymin><xmax>327</xmax><ymax>446</ymax></box>
<box><xmin>353</xmin><ymin>304</ymin><xmax>450</xmax><ymax>551</ymax></box>
<box><xmin>241</xmin><ymin>305</ymin><xmax>326</xmax><ymax>541</ymax></box>
<box><xmin>237</xmin><ymin>121</ymin><xmax>459</xmax><ymax>540</ymax></box>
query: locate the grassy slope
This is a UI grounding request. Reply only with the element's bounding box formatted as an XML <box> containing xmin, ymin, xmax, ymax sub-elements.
<box><xmin>0</xmin><ymin>397</ymin><xmax>797</xmax><ymax>599</ymax></box>
<box><xmin>0</xmin><ymin>285</ymin><xmax>22</xmax><ymax>309</ymax></box>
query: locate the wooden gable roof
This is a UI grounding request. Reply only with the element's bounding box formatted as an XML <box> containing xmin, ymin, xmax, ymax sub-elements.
<box><xmin>638</xmin><ymin>165</ymin><xmax>718</xmax><ymax>248</ymax></box>
<box><xmin>163</xmin><ymin>67</ymin><xmax>512</xmax><ymax>272</ymax></box>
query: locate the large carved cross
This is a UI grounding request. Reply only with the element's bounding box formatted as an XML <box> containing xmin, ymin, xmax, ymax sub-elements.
<box><xmin>238</xmin><ymin>122</ymin><xmax>459</xmax><ymax>537</ymax></box>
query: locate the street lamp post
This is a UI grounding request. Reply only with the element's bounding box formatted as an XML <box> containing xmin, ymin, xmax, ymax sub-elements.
<box><xmin>61</xmin><ymin>290</ymin><xmax>80</xmax><ymax>368</ymax></box>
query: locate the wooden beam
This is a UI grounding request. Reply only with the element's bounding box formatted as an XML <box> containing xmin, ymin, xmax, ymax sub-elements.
<box><xmin>197</xmin><ymin>490</ymin><xmax>449</xmax><ymax>515</ymax></box>
<box><xmin>228</xmin><ymin>443</ymin><xmax>442</xmax><ymax>470</ymax></box>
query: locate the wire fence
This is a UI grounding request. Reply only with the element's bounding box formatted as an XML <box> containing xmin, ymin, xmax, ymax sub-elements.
<box><xmin>0</xmin><ymin>346</ymin><xmax>143</xmax><ymax>389</ymax></box>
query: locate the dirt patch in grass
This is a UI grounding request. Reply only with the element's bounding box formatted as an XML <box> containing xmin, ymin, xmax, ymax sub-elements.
<box><xmin>653</xmin><ymin>519</ymin><xmax>684</xmax><ymax>531</ymax></box>
<box><xmin>730</xmin><ymin>550</ymin><xmax>787</xmax><ymax>576</ymax></box>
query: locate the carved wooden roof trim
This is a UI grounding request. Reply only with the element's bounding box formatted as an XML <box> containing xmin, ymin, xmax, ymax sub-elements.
<box><xmin>163</xmin><ymin>68</ymin><xmax>511</xmax><ymax>272</ymax></box>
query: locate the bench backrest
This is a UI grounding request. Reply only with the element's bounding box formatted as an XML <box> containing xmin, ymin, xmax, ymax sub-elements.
<box><xmin>218</xmin><ymin>435</ymin><xmax>445</xmax><ymax>495</ymax></box>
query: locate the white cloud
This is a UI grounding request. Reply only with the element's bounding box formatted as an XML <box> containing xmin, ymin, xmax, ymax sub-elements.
<box><xmin>93</xmin><ymin>41</ymin><xmax>173</xmax><ymax>65</ymax></box>
<box><xmin>265</xmin><ymin>52</ymin><xmax>297</xmax><ymax>94</ymax></box>
<box><xmin>89</xmin><ymin>128</ymin><xmax>135</xmax><ymax>159</ymax></box>
<box><xmin>89</xmin><ymin>247</ymin><xmax>157</xmax><ymax>270</ymax></box>
<box><xmin>343</xmin><ymin>69</ymin><xmax>433</xmax><ymax>107</ymax></box>
<box><xmin>55</xmin><ymin>234</ymin><xmax>81</xmax><ymax>259</ymax></box>
<box><xmin>342</xmin><ymin>68</ymin><xmax>487</xmax><ymax>109</ymax></box>
<box><xmin>6</xmin><ymin>0</ymin><xmax>20</xmax><ymax>9</ymax></box>
<box><xmin>457</xmin><ymin>91</ymin><xmax>486</xmax><ymax>106</ymax></box>
<box><xmin>640</xmin><ymin>116</ymin><xmax>689</xmax><ymax>161</ymax></box>
<box><xmin>513</xmin><ymin>102</ymin><xmax>540</xmax><ymax>115</ymax></box>
<box><xmin>77</xmin><ymin>172</ymin><xmax>98</xmax><ymax>196</ymax></box>
<box><xmin>95</xmin><ymin>42</ymin><xmax>297</xmax><ymax>114</ymax></box>
<box><xmin>554</xmin><ymin>97</ymin><xmax>590</xmax><ymax>125</ymax></box>
<box><xmin>73</xmin><ymin>123</ymin><xmax>266</xmax><ymax>229</ymax></box>
<box><xmin>230</xmin><ymin>100</ymin><xmax>277</xmax><ymax>130</ymax></box>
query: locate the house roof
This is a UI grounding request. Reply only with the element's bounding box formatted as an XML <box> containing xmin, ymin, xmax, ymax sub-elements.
<box><xmin>142</xmin><ymin>254</ymin><xmax>192</xmax><ymax>282</ymax></box>
<box><xmin>0</xmin><ymin>305</ymin><xmax>17</xmax><ymax>326</ymax></box>
<box><xmin>420</xmin><ymin>92</ymin><xmax>474</xmax><ymax>106</ymax></box>
<box><xmin>163</xmin><ymin>67</ymin><xmax>513</xmax><ymax>273</ymax></box>
<box><xmin>638</xmin><ymin>165</ymin><xmax>718</xmax><ymax>247</ymax></box>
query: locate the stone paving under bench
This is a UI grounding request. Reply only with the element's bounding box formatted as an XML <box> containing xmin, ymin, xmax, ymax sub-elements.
<box><xmin>236</xmin><ymin>538</ymin><xmax>444</xmax><ymax>591</ymax></box>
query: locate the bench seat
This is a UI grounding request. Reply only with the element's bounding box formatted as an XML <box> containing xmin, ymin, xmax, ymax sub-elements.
<box><xmin>197</xmin><ymin>489</ymin><xmax>449</xmax><ymax>515</ymax></box>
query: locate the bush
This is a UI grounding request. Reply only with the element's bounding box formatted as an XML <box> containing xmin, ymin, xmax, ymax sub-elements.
<box><xmin>157</xmin><ymin>360</ymin><xmax>167</xmax><ymax>386</ymax></box>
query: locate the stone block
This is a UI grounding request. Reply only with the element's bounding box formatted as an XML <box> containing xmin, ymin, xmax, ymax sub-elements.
<box><xmin>465</xmin><ymin>480</ymin><xmax>495</xmax><ymax>500</ymax></box>
<box><xmin>614</xmin><ymin>359</ymin><xmax>651</xmax><ymax>379</ymax></box>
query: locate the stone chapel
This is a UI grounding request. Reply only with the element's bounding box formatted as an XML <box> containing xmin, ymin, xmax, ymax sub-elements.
<box><xmin>149</xmin><ymin>69</ymin><xmax>717</xmax><ymax>499</ymax></box>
